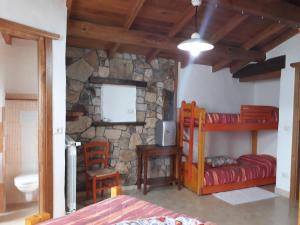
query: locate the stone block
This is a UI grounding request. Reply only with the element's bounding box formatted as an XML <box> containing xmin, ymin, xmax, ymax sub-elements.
<box><xmin>67</xmin><ymin>89</ymin><xmax>80</xmax><ymax>104</ymax></box>
<box><xmin>84</xmin><ymin>50</ymin><xmax>99</xmax><ymax>70</ymax></box>
<box><xmin>145</xmin><ymin>118</ymin><xmax>158</xmax><ymax>128</ymax></box>
<box><xmin>92</xmin><ymin>97</ymin><xmax>101</xmax><ymax>106</ymax></box>
<box><xmin>66</xmin><ymin>116</ymin><xmax>92</xmax><ymax>134</ymax></box>
<box><xmin>81</xmin><ymin>127</ymin><xmax>96</xmax><ymax>139</ymax></box>
<box><xmin>110</xmin><ymin>58</ymin><xmax>133</xmax><ymax>79</ymax></box>
<box><xmin>144</xmin><ymin>69</ymin><xmax>153</xmax><ymax>82</ymax></box>
<box><xmin>136</xmin><ymin>112</ymin><xmax>146</xmax><ymax>122</ymax></box>
<box><xmin>96</xmin><ymin>127</ymin><xmax>105</xmax><ymax>137</ymax></box>
<box><xmin>69</xmin><ymin>79</ymin><xmax>84</xmax><ymax>92</ymax></box>
<box><xmin>97</xmin><ymin>49</ymin><xmax>107</xmax><ymax>58</ymax></box>
<box><xmin>129</xmin><ymin>133</ymin><xmax>142</xmax><ymax>150</ymax></box>
<box><xmin>145</xmin><ymin>92</ymin><xmax>156</xmax><ymax>103</ymax></box>
<box><xmin>104</xmin><ymin>129</ymin><xmax>122</xmax><ymax>140</ymax></box>
<box><xmin>98</xmin><ymin>66</ymin><xmax>109</xmax><ymax>77</ymax></box>
<box><xmin>67</xmin><ymin>59</ymin><xmax>94</xmax><ymax>82</ymax></box>
<box><xmin>136</xmin><ymin>103</ymin><xmax>147</xmax><ymax>111</ymax></box>
<box><xmin>119</xmin><ymin>150</ymin><xmax>136</xmax><ymax>162</ymax></box>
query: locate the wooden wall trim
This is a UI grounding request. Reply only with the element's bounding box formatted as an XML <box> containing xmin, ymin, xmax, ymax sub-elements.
<box><xmin>38</xmin><ymin>37</ymin><xmax>53</xmax><ymax>216</ymax></box>
<box><xmin>0</xmin><ymin>18</ymin><xmax>54</xmax><ymax>217</ymax></box>
<box><xmin>290</xmin><ymin>62</ymin><xmax>300</xmax><ymax>201</ymax></box>
<box><xmin>0</xmin><ymin>18</ymin><xmax>59</xmax><ymax>40</ymax></box>
<box><xmin>5</xmin><ymin>93</ymin><xmax>38</xmax><ymax>101</ymax></box>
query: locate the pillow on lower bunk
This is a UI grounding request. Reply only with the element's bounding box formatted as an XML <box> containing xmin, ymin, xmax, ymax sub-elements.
<box><xmin>205</xmin><ymin>156</ymin><xmax>238</xmax><ymax>167</ymax></box>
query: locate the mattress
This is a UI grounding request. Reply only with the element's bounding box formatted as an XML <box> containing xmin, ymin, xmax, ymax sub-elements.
<box><xmin>41</xmin><ymin>195</ymin><xmax>184</xmax><ymax>225</ymax></box>
<box><xmin>204</xmin><ymin>154</ymin><xmax>276</xmax><ymax>187</ymax></box>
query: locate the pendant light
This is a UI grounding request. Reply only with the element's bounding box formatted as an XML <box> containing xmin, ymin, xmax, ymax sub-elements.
<box><xmin>177</xmin><ymin>0</ymin><xmax>214</xmax><ymax>57</ymax></box>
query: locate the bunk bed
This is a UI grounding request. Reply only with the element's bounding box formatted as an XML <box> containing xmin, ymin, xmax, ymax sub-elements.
<box><xmin>179</xmin><ymin>101</ymin><xmax>278</xmax><ymax>195</ymax></box>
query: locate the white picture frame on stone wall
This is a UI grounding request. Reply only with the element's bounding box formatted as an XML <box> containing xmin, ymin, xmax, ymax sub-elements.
<box><xmin>101</xmin><ymin>84</ymin><xmax>137</xmax><ymax>122</ymax></box>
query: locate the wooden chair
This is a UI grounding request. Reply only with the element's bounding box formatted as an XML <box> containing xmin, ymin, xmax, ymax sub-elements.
<box><xmin>83</xmin><ymin>141</ymin><xmax>120</xmax><ymax>203</ymax></box>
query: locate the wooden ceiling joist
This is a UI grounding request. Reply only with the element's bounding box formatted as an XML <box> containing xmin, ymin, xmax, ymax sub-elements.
<box><xmin>213</xmin><ymin>22</ymin><xmax>288</xmax><ymax>73</ymax></box>
<box><xmin>262</xmin><ymin>28</ymin><xmax>300</xmax><ymax>53</ymax></box>
<box><xmin>233</xmin><ymin>55</ymin><xmax>286</xmax><ymax>80</ymax></box>
<box><xmin>68</xmin><ymin>20</ymin><xmax>265</xmax><ymax>62</ymax></box>
<box><xmin>242</xmin><ymin>23</ymin><xmax>286</xmax><ymax>50</ymax></box>
<box><xmin>1</xmin><ymin>32</ymin><xmax>12</xmax><ymax>45</ymax></box>
<box><xmin>207</xmin><ymin>0</ymin><xmax>300</xmax><ymax>27</ymax></box>
<box><xmin>209</xmin><ymin>14</ymin><xmax>248</xmax><ymax>44</ymax></box>
<box><xmin>108</xmin><ymin>0</ymin><xmax>145</xmax><ymax>57</ymax></box>
<box><xmin>146</xmin><ymin>5</ymin><xmax>195</xmax><ymax>62</ymax></box>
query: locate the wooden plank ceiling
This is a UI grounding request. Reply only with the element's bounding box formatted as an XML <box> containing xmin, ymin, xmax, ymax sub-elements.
<box><xmin>66</xmin><ymin>0</ymin><xmax>300</xmax><ymax>73</ymax></box>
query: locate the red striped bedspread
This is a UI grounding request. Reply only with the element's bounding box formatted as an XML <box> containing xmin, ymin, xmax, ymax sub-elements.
<box><xmin>204</xmin><ymin>154</ymin><xmax>276</xmax><ymax>187</ymax></box>
<box><xmin>41</xmin><ymin>195</ymin><xmax>184</xmax><ymax>225</ymax></box>
<box><xmin>184</xmin><ymin>110</ymin><xmax>279</xmax><ymax>125</ymax></box>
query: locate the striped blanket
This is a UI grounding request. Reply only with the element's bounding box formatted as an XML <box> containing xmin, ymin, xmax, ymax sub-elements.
<box><xmin>41</xmin><ymin>195</ymin><xmax>190</xmax><ymax>225</ymax></box>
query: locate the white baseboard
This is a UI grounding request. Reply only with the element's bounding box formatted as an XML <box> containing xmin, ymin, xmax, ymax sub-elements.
<box><xmin>275</xmin><ymin>187</ymin><xmax>290</xmax><ymax>198</ymax></box>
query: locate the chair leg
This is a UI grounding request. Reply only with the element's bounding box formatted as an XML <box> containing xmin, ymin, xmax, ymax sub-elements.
<box><xmin>100</xmin><ymin>180</ymin><xmax>104</xmax><ymax>197</ymax></box>
<box><xmin>85</xmin><ymin>175</ymin><xmax>90</xmax><ymax>199</ymax></box>
<box><xmin>115</xmin><ymin>172</ymin><xmax>120</xmax><ymax>186</ymax></box>
<box><xmin>93</xmin><ymin>178</ymin><xmax>97</xmax><ymax>204</ymax></box>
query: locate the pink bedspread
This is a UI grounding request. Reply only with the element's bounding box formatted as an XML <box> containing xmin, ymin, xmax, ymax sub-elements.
<box><xmin>41</xmin><ymin>195</ymin><xmax>182</xmax><ymax>225</ymax></box>
<box><xmin>204</xmin><ymin>154</ymin><xmax>276</xmax><ymax>186</ymax></box>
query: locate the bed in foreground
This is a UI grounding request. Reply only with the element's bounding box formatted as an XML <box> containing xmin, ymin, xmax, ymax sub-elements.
<box><xmin>39</xmin><ymin>195</ymin><xmax>216</xmax><ymax>225</ymax></box>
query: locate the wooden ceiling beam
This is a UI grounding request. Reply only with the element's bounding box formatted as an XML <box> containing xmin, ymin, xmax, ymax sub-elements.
<box><xmin>1</xmin><ymin>32</ymin><xmax>12</xmax><ymax>45</ymax></box>
<box><xmin>262</xmin><ymin>28</ymin><xmax>300</xmax><ymax>53</ymax></box>
<box><xmin>233</xmin><ymin>55</ymin><xmax>286</xmax><ymax>81</ymax></box>
<box><xmin>146</xmin><ymin>5</ymin><xmax>195</xmax><ymax>62</ymax></box>
<box><xmin>213</xmin><ymin>23</ymin><xmax>288</xmax><ymax>73</ymax></box>
<box><xmin>205</xmin><ymin>0</ymin><xmax>300</xmax><ymax>27</ymax></box>
<box><xmin>209</xmin><ymin>14</ymin><xmax>248</xmax><ymax>44</ymax></box>
<box><xmin>242</xmin><ymin>23</ymin><xmax>286</xmax><ymax>50</ymax></box>
<box><xmin>68</xmin><ymin>20</ymin><xmax>265</xmax><ymax>62</ymax></box>
<box><xmin>230</xmin><ymin>23</ymin><xmax>287</xmax><ymax>73</ymax></box>
<box><xmin>108</xmin><ymin>0</ymin><xmax>145</xmax><ymax>58</ymax></box>
<box><xmin>212</xmin><ymin>59</ymin><xmax>231</xmax><ymax>72</ymax></box>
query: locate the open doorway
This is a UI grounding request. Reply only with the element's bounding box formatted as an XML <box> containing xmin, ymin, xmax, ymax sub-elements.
<box><xmin>0</xmin><ymin>18</ymin><xmax>59</xmax><ymax>220</ymax></box>
<box><xmin>0</xmin><ymin>38</ymin><xmax>39</xmax><ymax>224</ymax></box>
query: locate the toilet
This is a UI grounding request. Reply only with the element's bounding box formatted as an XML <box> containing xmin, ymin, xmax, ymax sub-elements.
<box><xmin>14</xmin><ymin>173</ymin><xmax>39</xmax><ymax>202</ymax></box>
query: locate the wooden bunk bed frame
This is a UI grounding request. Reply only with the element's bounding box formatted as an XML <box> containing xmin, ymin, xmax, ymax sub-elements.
<box><xmin>179</xmin><ymin>101</ymin><xmax>278</xmax><ymax>195</ymax></box>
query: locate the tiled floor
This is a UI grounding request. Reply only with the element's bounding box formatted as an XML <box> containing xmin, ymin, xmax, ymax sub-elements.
<box><xmin>0</xmin><ymin>202</ymin><xmax>37</xmax><ymax>225</ymax></box>
<box><xmin>125</xmin><ymin>186</ymin><xmax>298</xmax><ymax>225</ymax></box>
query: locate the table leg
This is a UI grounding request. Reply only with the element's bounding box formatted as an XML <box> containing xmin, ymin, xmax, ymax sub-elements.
<box><xmin>170</xmin><ymin>155</ymin><xmax>175</xmax><ymax>185</ymax></box>
<box><xmin>137</xmin><ymin>152</ymin><xmax>142</xmax><ymax>190</ymax></box>
<box><xmin>143</xmin><ymin>154</ymin><xmax>148</xmax><ymax>195</ymax></box>
<box><xmin>177</xmin><ymin>150</ymin><xmax>182</xmax><ymax>190</ymax></box>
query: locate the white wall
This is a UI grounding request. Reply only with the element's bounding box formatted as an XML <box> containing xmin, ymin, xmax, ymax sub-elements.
<box><xmin>0</xmin><ymin>39</ymin><xmax>38</xmax><ymax>94</ymax></box>
<box><xmin>253</xmin><ymin>80</ymin><xmax>280</xmax><ymax>157</ymax></box>
<box><xmin>178</xmin><ymin>64</ymin><xmax>255</xmax><ymax>158</ymax></box>
<box><xmin>0</xmin><ymin>0</ymin><xmax>67</xmax><ymax>217</ymax></box>
<box><xmin>267</xmin><ymin>33</ymin><xmax>300</xmax><ymax>193</ymax></box>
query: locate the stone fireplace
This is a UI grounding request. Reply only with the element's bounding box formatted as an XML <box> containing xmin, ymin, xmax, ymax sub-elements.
<box><xmin>65</xmin><ymin>47</ymin><xmax>177</xmax><ymax>191</ymax></box>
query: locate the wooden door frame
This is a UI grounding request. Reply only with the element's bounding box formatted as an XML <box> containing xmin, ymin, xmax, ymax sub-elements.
<box><xmin>291</xmin><ymin>62</ymin><xmax>300</xmax><ymax>201</ymax></box>
<box><xmin>0</xmin><ymin>19</ymin><xmax>59</xmax><ymax>217</ymax></box>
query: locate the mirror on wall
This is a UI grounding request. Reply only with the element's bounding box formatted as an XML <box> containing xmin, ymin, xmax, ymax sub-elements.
<box><xmin>101</xmin><ymin>84</ymin><xmax>137</xmax><ymax>122</ymax></box>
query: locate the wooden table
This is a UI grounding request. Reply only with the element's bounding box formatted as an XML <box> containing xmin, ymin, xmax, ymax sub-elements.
<box><xmin>136</xmin><ymin>145</ymin><xmax>181</xmax><ymax>194</ymax></box>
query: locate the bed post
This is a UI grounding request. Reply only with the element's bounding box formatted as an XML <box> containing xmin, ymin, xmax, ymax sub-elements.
<box><xmin>197</xmin><ymin>109</ymin><xmax>206</xmax><ymax>195</ymax></box>
<box><xmin>251</xmin><ymin>131</ymin><xmax>258</xmax><ymax>155</ymax></box>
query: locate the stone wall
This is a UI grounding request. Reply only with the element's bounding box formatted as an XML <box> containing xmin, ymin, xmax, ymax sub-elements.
<box><xmin>66</xmin><ymin>47</ymin><xmax>177</xmax><ymax>190</ymax></box>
